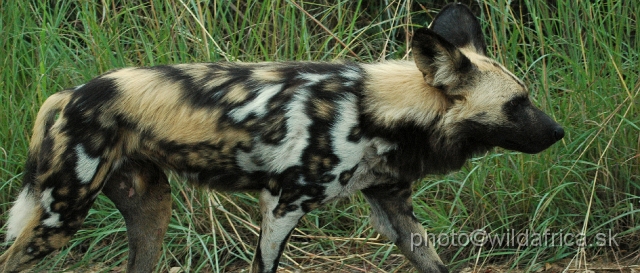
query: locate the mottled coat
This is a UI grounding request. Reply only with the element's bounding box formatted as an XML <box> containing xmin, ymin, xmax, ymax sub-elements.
<box><xmin>1</xmin><ymin>3</ymin><xmax>563</xmax><ymax>273</ymax></box>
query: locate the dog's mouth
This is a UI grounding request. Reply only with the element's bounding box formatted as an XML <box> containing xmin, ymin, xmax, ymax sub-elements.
<box><xmin>500</xmin><ymin>138</ymin><xmax>558</xmax><ymax>154</ymax></box>
<box><xmin>500</xmin><ymin>139</ymin><xmax>528</xmax><ymax>152</ymax></box>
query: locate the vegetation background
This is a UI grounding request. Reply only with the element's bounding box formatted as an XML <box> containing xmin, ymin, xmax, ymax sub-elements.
<box><xmin>0</xmin><ymin>0</ymin><xmax>638</xmax><ymax>272</ymax></box>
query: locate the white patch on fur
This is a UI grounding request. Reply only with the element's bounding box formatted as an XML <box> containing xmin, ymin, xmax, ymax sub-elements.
<box><xmin>299</xmin><ymin>73</ymin><xmax>329</xmax><ymax>83</ymax></box>
<box><xmin>43</xmin><ymin>213</ymin><xmax>62</xmax><ymax>228</ymax></box>
<box><xmin>75</xmin><ymin>144</ymin><xmax>100</xmax><ymax>184</ymax></box>
<box><xmin>236</xmin><ymin>89</ymin><xmax>313</xmax><ymax>173</ymax></box>
<box><xmin>432</xmin><ymin>53</ymin><xmax>459</xmax><ymax>87</ymax></box>
<box><xmin>74</xmin><ymin>84</ymin><xmax>85</xmax><ymax>90</ymax></box>
<box><xmin>6</xmin><ymin>188</ymin><xmax>38</xmax><ymax>242</ymax></box>
<box><xmin>371</xmin><ymin>137</ymin><xmax>397</xmax><ymax>155</ymax></box>
<box><xmin>340</xmin><ymin>67</ymin><xmax>361</xmax><ymax>86</ymax></box>
<box><xmin>41</xmin><ymin>188</ymin><xmax>62</xmax><ymax>228</ymax></box>
<box><xmin>322</xmin><ymin>95</ymin><xmax>369</xmax><ymax>201</ymax></box>
<box><xmin>330</xmin><ymin>94</ymin><xmax>366</xmax><ymax>162</ymax></box>
<box><xmin>341</xmin><ymin>68</ymin><xmax>360</xmax><ymax>80</ymax></box>
<box><xmin>229</xmin><ymin>83</ymin><xmax>283</xmax><ymax>122</ymax></box>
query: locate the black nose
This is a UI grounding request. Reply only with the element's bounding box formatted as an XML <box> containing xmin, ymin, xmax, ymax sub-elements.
<box><xmin>553</xmin><ymin>126</ymin><xmax>565</xmax><ymax>141</ymax></box>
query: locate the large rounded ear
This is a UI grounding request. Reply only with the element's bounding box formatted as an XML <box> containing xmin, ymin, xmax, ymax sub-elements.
<box><xmin>412</xmin><ymin>28</ymin><xmax>473</xmax><ymax>90</ymax></box>
<box><xmin>429</xmin><ymin>3</ymin><xmax>487</xmax><ymax>56</ymax></box>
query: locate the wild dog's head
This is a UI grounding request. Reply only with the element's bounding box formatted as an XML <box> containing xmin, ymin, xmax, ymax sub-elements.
<box><xmin>413</xmin><ymin>3</ymin><xmax>564</xmax><ymax>154</ymax></box>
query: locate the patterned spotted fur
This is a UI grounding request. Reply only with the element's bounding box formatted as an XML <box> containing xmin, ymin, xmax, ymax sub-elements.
<box><xmin>1</xmin><ymin>4</ymin><xmax>563</xmax><ymax>273</ymax></box>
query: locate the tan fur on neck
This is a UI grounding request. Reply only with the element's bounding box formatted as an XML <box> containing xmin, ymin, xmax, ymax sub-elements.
<box><xmin>362</xmin><ymin>61</ymin><xmax>448</xmax><ymax>128</ymax></box>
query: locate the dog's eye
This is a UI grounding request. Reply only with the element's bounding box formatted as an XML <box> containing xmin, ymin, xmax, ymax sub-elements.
<box><xmin>509</xmin><ymin>97</ymin><xmax>529</xmax><ymax>107</ymax></box>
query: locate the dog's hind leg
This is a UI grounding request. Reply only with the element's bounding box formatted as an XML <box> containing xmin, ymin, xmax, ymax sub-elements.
<box><xmin>362</xmin><ymin>182</ymin><xmax>449</xmax><ymax>273</ymax></box>
<box><xmin>101</xmin><ymin>160</ymin><xmax>171</xmax><ymax>273</ymax></box>
<box><xmin>1</xmin><ymin>140</ymin><xmax>115</xmax><ymax>273</ymax></box>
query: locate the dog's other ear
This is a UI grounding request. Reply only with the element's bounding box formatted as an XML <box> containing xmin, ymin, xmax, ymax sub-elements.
<box><xmin>412</xmin><ymin>28</ymin><xmax>473</xmax><ymax>90</ymax></box>
<box><xmin>429</xmin><ymin>3</ymin><xmax>487</xmax><ymax>56</ymax></box>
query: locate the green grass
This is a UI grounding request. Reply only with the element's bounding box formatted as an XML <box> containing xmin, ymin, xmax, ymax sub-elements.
<box><xmin>1</xmin><ymin>0</ymin><xmax>638</xmax><ymax>272</ymax></box>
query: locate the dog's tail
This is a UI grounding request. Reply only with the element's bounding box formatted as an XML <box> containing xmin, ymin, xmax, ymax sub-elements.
<box><xmin>2</xmin><ymin>84</ymin><xmax>120</xmax><ymax>272</ymax></box>
<box><xmin>4</xmin><ymin>90</ymin><xmax>73</xmax><ymax>243</ymax></box>
<box><xmin>28</xmin><ymin>90</ymin><xmax>74</xmax><ymax>158</ymax></box>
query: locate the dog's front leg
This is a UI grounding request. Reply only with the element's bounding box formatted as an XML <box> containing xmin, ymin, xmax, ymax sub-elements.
<box><xmin>362</xmin><ymin>182</ymin><xmax>448</xmax><ymax>273</ymax></box>
<box><xmin>251</xmin><ymin>188</ymin><xmax>306</xmax><ymax>273</ymax></box>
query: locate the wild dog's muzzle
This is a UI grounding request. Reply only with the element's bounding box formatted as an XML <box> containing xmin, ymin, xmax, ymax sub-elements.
<box><xmin>503</xmin><ymin>105</ymin><xmax>564</xmax><ymax>154</ymax></box>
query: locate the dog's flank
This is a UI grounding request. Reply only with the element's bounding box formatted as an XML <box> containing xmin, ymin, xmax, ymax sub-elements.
<box><xmin>1</xmin><ymin>3</ymin><xmax>563</xmax><ymax>273</ymax></box>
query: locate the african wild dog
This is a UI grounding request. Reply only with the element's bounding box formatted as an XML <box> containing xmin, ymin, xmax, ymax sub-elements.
<box><xmin>1</xmin><ymin>3</ymin><xmax>563</xmax><ymax>273</ymax></box>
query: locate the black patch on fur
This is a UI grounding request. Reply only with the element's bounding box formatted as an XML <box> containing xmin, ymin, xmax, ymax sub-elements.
<box><xmin>261</xmin><ymin>113</ymin><xmax>288</xmax><ymax>144</ymax></box>
<box><xmin>359</xmin><ymin>112</ymin><xmax>490</xmax><ymax>182</ymax></box>
<box><xmin>430</xmin><ymin>3</ymin><xmax>487</xmax><ymax>55</ymax></box>
<box><xmin>156</xmin><ymin>63</ymin><xmax>256</xmax><ymax>109</ymax></box>
<box><xmin>21</xmin><ymin>156</ymin><xmax>38</xmax><ymax>188</ymax></box>
<box><xmin>280</xmin><ymin>62</ymin><xmax>351</xmax><ymax>76</ymax></box>
<box><xmin>64</xmin><ymin>77</ymin><xmax>121</xmax><ymax>155</ymax></box>
<box><xmin>338</xmin><ymin>165</ymin><xmax>357</xmax><ymax>185</ymax></box>
<box><xmin>67</xmin><ymin>76</ymin><xmax>119</xmax><ymax>113</ymax></box>
<box><xmin>347</xmin><ymin>126</ymin><xmax>362</xmax><ymax>142</ymax></box>
<box><xmin>36</xmin><ymin>135</ymin><xmax>54</xmax><ymax>175</ymax></box>
<box><xmin>438</xmin><ymin>263</ymin><xmax>451</xmax><ymax>273</ymax></box>
<box><xmin>503</xmin><ymin>96</ymin><xmax>531</xmax><ymax>123</ymax></box>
